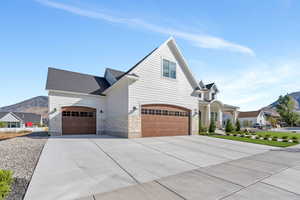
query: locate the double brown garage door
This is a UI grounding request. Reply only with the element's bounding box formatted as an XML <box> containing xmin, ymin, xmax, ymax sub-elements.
<box><xmin>62</xmin><ymin>106</ymin><xmax>96</xmax><ymax>135</ymax></box>
<box><xmin>141</xmin><ymin>104</ymin><xmax>190</xmax><ymax>137</ymax></box>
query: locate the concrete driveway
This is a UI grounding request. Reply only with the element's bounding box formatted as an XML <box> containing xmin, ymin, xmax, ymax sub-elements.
<box><xmin>24</xmin><ymin>135</ymin><xmax>300</xmax><ymax>200</ymax></box>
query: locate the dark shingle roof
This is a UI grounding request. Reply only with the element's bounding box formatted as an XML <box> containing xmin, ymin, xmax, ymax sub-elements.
<box><xmin>0</xmin><ymin>112</ymin><xmax>9</xmax><ymax>119</ymax></box>
<box><xmin>0</xmin><ymin>112</ymin><xmax>41</xmax><ymax>123</ymax></box>
<box><xmin>106</xmin><ymin>68</ymin><xmax>126</xmax><ymax>80</ymax></box>
<box><xmin>12</xmin><ymin>112</ymin><xmax>41</xmax><ymax>123</ymax></box>
<box><xmin>205</xmin><ymin>83</ymin><xmax>215</xmax><ymax>89</ymax></box>
<box><xmin>46</xmin><ymin>68</ymin><xmax>110</xmax><ymax>95</ymax></box>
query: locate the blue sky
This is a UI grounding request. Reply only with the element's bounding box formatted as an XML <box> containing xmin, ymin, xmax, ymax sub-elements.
<box><xmin>1</xmin><ymin>0</ymin><xmax>300</xmax><ymax>110</ymax></box>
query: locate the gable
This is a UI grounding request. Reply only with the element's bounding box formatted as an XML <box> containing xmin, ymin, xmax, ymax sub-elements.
<box><xmin>130</xmin><ymin>38</ymin><xmax>198</xmax><ymax>91</ymax></box>
<box><xmin>0</xmin><ymin>113</ymin><xmax>21</xmax><ymax>122</ymax></box>
<box><xmin>127</xmin><ymin>38</ymin><xmax>199</xmax><ymax>109</ymax></box>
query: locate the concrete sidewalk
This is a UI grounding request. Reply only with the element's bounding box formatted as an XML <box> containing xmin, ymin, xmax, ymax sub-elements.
<box><xmin>83</xmin><ymin>148</ymin><xmax>300</xmax><ymax>200</ymax></box>
<box><xmin>25</xmin><ymin>135</ymin><xmax>289</xmax><ymax>200</ymax></box>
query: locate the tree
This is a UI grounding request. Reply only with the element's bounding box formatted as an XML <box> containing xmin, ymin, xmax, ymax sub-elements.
<box><xmin>266</xmin><ymin>116</ymin><xmax>278</xmax><ymax>128</ymax></box>
<box><xmin>209</xmin><ymin>120</ymin><xmax>216</xmax><ymax>133</ymax></box>
<box><xmin>235</xmin><ymin>120</ymin><xmax>241</xmax><ymax>131</ymax></box>
<box><xmin>276</xmin><ymin>95</ymin><xmax>300</xmax><ymax>126</ymax></box>
<box><xmin>0</xmin><ymin>122</ymin><xmax>6</xmax><ymax>128</ymax></box>
<box><xmin>225</xmin><ymin>119</ymin><xmax>235</xmax><ymax>133</ymax></box>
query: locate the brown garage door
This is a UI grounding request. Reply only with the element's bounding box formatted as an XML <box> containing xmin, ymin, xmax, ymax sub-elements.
<box><xmin>62</xmin><ymin>106</ymin><xmax>96</xmax><ymax>135</ymax></box>
<box><xmin>141</xmin><ymin>104</ymin><xmax>190</xmax><ymax>137</ymax></box>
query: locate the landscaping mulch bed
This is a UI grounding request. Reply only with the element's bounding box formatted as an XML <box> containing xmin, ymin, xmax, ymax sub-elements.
<box><xmin>0</xmin><ymin>132</ymin><xmax>48</xmax><ymax>200</ymax></box>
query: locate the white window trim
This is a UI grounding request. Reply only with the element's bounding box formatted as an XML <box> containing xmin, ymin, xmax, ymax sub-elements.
<box><xmin>161</xmin><ymin>56</ymin><xmax>178</xmax><ymax>81</ymax></box>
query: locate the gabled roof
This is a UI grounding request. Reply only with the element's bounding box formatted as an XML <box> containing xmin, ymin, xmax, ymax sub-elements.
<box><xmin>205</xmin><ymin>83</ymin><xmax>215</xmax><ymax>89</ymax></box>
<box><xmin>46</xmin><ymin>68</ymin><xmax>110</xmax><ymax>96</ymax></box>
<box><xmin>0</xmin><ymin>112</ymin><xmax>41</xmax><ymax>123</ymax></box>
<box><xmin>12</xmin><ymin>112</ymin><xmax>41</xmax><ymax>123</ymax></box>
<box><xmin>0</xmin><ymin>112</ymin><xmax>9</xmax><ymax>119</ymax></box>
<box><xmin>106</xmin><ymin>68</ymin><xmax>126</xmax><ymax>80</ymax></box>
<box><xmin>238</xmin><ymin>110</ymin><xmax>262</xmax><ymax>118</ymax></box>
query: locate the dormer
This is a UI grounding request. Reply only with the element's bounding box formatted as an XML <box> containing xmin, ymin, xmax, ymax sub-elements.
<box><xmin>104</xmin><ymin>68</ymin><xmax>125</xmax><ymax>85</ymax></box>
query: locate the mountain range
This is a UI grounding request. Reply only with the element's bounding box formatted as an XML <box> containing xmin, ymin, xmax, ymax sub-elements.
<box><xmin>265</xmin><ymin>91</ymin><xmax>300</xmax><ymax>111</ymax></box>
<box><xmin>0</xmin><ymin>96</ymin><xmax>48</xmax><ymax>118</ymax></box>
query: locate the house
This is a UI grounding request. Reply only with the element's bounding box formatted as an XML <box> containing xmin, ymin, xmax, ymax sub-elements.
<box><xmin>238</xmin><ymin>110</ymin><xmax>267</xmax><ymax>127</ymax></box>
<box><xmin>46</xmin><ymin>37</ymin><xmax>239</xmax><ymax>137</ymax></box>
<box><xmin>0</xmin><ymin>112</ymin><xmax>42</xmax><ymax>128</ymax></box>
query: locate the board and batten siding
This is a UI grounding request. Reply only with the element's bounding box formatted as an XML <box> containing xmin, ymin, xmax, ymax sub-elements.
<box><xmin>128</xmin><ymin>43</ymin><xmax>199</xmax><ymax>137</ymax></box>
<box><xmin>48</xmin><ymin>91</ymin><xmax>105</xmax><ymax>136</ymax></box>
<box><xmin>104</xmin><ymin>80</ymin><xmax>129</xmax><ymax>137</ymax></box>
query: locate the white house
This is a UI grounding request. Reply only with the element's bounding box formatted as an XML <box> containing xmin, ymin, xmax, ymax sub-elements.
<box><xmin>238</xmin><ymin>110</ymin><xmax>267</xmax><ymax>127</ymax></box>
<box><xmin>46</xmin><ymin>37</ymin><xmax>238</xmax><ymax>138</ymax></box>
<box><xmin>0</xmin><ymin>112</ymin><xmax>42</xmax><ymax>128</ymax></box>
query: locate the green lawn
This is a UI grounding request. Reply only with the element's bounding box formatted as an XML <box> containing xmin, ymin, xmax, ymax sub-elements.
<box><xmin>210</xmin><ymin>135</ymin><xmax>298</xmax><ymax>147</ymax></box>
<box><xmin>256</xmin><ymin>131</ymin><xmax>300</xmax><ymax>139</ymax></box>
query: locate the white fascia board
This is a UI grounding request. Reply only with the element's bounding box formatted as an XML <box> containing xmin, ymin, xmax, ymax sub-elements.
<box><xmin>48</xmin><ymin>89</ymin><xmax>106</xmax><ymax>98</ymax></box>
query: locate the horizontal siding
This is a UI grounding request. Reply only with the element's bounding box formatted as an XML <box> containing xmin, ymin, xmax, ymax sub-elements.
<box><xmin>48</xmin><ymin>91</ymin><xmax>105</xmax><ymax>136</ymax></box>
<box><xmin>129</xmin><ymin>43</ymin><xmax>198</xmax><ymax>110</ymax></box>
<box><xmin>105</xmin><ymin>81</ymin><xmax>129</xmax><ymax>137</ymax></box>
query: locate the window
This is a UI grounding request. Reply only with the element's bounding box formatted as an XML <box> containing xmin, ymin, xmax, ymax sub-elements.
<box><xmin>163</xmin><ymin>59</ymin><xmax>176</xmax><ymax>79</ymax></box>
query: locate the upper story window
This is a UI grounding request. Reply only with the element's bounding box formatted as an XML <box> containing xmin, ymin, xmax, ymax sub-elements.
<box><xmin>163</xmin><ymin>59</ymin><xmax>176</xmax><ymax>79</ymax></box>
<box><xmin>211</xmin><ymin>93</ymin><xmax>216</xmax><ymax>100</ymax></box>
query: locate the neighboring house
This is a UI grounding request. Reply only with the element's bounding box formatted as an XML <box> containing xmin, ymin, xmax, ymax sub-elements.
<box><xmin>0</xmin><ymin>112</ymin><xmax>42</xmax><ymax>128</ymax></box>
<box><xmin>46</xmin><ymin>37</ymin><xmax>239</xmax><ymax>137</ymax></box>
<box><xmin>238</xmin><ymin>110</ymin><xmax>267</xmax><ymax>127</ymax></box>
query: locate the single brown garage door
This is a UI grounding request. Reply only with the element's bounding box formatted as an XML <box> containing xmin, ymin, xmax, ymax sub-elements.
<box><xmin>62</xmin><ymin>106</ymin><xmax>96</xmax><ymax>135</ymax></box>
<box><xmin>141</xmin><ymin>104</ymin><xmax>190</xmax><ymax>137</ymax></box>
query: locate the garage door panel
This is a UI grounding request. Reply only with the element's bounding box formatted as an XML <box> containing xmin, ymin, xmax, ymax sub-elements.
<box><xmin>141</xmin><ymin>104</ymin><xmax>190</xmax><ymax>137</ymax></box>
<box><xmin>62</xmin><ymin>106</ymin><xmax>96</xmax><ymax>135</ymax></box>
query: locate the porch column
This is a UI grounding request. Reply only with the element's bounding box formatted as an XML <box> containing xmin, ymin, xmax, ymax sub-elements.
<box><xmin>218</xmin><ymin>109</ymin><xmax>223</xmax><ymax>128</ymax></box>
<box><xmin>206</xmin><ymin>104</ymin><xmax>211</xmax><ymax>127</ymax></box>
<box><xmin>232</xmin><ymin>110</ymin><xmax>238</xmax><ymax>124</ymax></box>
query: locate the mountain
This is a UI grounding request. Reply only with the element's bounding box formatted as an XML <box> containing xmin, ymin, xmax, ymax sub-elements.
<box><xmin>263</xmin><ymin>92</ymin><xmax>300</xmax><ymax>112</ymax></box>
<box><xmin>0</xmin><ymin>96</ymin><xmax>48</xmax><ymax>118</ymax></box>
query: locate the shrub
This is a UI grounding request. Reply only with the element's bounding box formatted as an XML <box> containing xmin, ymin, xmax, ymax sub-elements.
<box><xmin>292</xmin><ymin>136</ymin><xmax>298</xmax><ymax>140</ymax></box>
<box><xmin>0</xmin><ymin>169</ymin><xmax>13</xmax><ymax>200</ymax></box>
<box><xmin>225</xmin><ymin>119</ymin><xmax>235</xmax><ymax>133</ymax></box>
<box><xmin>282</xmin><ymin>136</ymin><xmax>288</xmax><ymax>139</ymax></box>
<box><xmin>235</xmin><ymin>120</ymin><xmax>241</xmax><ymax>132</ymax></box>
<box><xmin>282</xmin><ymin>139</ymin><xmax>289</xmax><ymax>142</ymax></box>
<box><xmin>272</xmin><ymin>136</ymin><xmax>278</xmax><ymax>141</ymax></box>
<box><xmin>240</xmin><ymin>134</ymin><xmax>245</xmax><ymax>137</ymax></box>
<box><xmin>209</xmin><ymin>120</ymin><xmax>216</xmax><ymax>133</ymax></box>
<box><xmin>245</xmin><ymin>135</ymin><xmax>251</xmax><ymax>138</ymax></box>
<box><xmin>226</xmin><ymin>133</ymin><xmax>230</xmax><ymax>136</ymax></box>
<box><xmin>293</xmin><ymin>140</ymin><xmax>299</xmax><ymax>143</ymax></box>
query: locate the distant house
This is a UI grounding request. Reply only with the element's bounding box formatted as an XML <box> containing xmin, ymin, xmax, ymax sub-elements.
<box><xmin>238</xmin><ymin>110</ymin><xmax>267</xmax><ymax>127</ymax></box>
<box><xmin>0</xmin><ymin>112</ymin><xmax>42</xmax><ymax>128</ymax></box>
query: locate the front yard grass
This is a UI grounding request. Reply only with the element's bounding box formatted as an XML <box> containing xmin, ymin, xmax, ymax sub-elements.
<box><xmin>256</xmin><ymin>131</ymin><xmax>300</xmax><ymax>139</ymax></box>
<box><xmin>210</xmin><ymin>135</ymin><xmax>297</xmax><ymax>147</ymax></box>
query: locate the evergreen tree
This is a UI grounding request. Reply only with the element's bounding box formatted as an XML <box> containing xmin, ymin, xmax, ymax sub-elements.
<box><xmin>209</xmin><ymin>120</ymin><xmax>216</xmax><ymax>133</ymax></box>
<box><xmin>225</xmin><ymin>119</ymin><xmax>234</xmax><ymax>133</ymax></box>
<box><xmin>235</xmin><ymin>120</ymin><xmax>241</xmax><ymax>132</ymax></box>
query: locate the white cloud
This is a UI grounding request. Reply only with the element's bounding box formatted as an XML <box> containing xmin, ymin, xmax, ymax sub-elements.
<box><xmin>35</xmin><ymin>0</ymin><xmax>254</xmax><ymax>55</ymax></box>
<box><xmin>214</xmin><ymin>60</ymin><xmax>300</xmax><ymax>110</ymax></box>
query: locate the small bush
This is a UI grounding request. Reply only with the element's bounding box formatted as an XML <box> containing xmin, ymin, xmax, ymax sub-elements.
<box><xmin>226</xmin><ymin>133</ymin><xmax>230</xmax><ymax>136</ymax></box>
<box><xmin>225</xmin><ymin>119</ymin><xmax>235</xmax><ymax>133</ymax></box>
<box><xmin>209</xmin><ymin>120</ymin><xmax>216</xmax><ymax>133</ymax></box>
<box><xmin>292</xmin><ymin>136</ymin><xmax>298</xmax><ymax>140</ymax></box>
<box><xmin>282</xmin><ymin>136</ymin><xmax>288</xmax><ymax>139</ymax></box>
<box><xmin>293</xmin><ymin>140</ymin><xmax>299</xmax><ymax>143</ymax></box>
<box><xmin>240</xmin><ymin>134</ymin><xmax>245</xmax><ymax>137</ymax></box>
<box><xmin>0</xmin><ymin>169</ymin><xmax>13</xmax><ymax>200</ymax></box>
<box><xmin>235</xmin><ymin>120</ymin><xmax>241</xmax><ymax>132</ymax></box>
<box><xmin>282</xmin><ymin>139</ymin><xmax>289</xmax><ymax>142</ymax></box>
<box><xmin>272</xmin><ymin>136</ymin><xmax>278</xmax><ymax>141</ymax></box>
<box><xmin>245</xmin><ymin>135</ymin><xmax>251</xmax><ymax>138</ymax></box>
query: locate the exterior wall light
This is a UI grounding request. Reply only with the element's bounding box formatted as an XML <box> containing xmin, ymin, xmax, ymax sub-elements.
<box><xmin>133</xmin><ymin>106</ymin><xmax>137</xmax><ymax>110</ymax></box>
<box><xmin>100</xmin><ymin>110</ymin><xmax>103</xmax><ymax>114</ymax></box>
